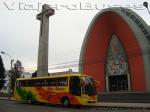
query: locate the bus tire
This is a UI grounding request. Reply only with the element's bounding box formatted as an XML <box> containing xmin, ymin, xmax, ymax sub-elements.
<box><xmin>62</xmin><ymin>97</ymin><xmax>70</xmax><ymax>107</ymax></box>
<box><xmin>27</xmin><ymin>97</ymin><xmax>32</xmax><ymax>104</ymax></box>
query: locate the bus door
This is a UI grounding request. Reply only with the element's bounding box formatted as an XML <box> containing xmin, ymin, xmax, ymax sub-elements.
<box><xmin>69</xmin><ymin>76</ymin><xmax>81</xmax><ymax>96</ymax></box>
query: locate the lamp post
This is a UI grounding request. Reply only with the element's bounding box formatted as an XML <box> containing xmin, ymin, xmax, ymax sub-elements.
<box><xmin>1</xmin><ymin>51</ymin><xmax>14</xmax><ymax>100</ymax></box>
<box><xmin>143</xmin><ymin>2</ymin><xmax>150</xmax><ymax>14</ymax></box>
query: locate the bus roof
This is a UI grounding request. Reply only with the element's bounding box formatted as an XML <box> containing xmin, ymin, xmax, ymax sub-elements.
<box><xmin>16</xmin><ymin>74</ymin><xmax>86</xmax><ymax>81</ymax></box>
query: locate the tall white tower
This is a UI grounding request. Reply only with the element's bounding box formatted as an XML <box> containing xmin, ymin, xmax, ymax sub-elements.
<box><xmin>36</xmin><ymin>4</ymin><xmax>54</xmax><ymax>76</ymax></box>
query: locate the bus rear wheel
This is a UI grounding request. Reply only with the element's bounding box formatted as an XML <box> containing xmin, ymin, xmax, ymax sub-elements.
<box><xmin>27</xmin><ymin>97</ymin><xmax>33</xmax><ymax>104</ymax></box>
<box><xmin>62</xmin><ymin>97</ymin><xmax>70</xmax><ymax>107</ymax></box>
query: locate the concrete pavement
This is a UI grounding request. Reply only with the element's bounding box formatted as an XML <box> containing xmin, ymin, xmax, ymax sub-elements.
<box><xmin>1</xmin><ymin>97</ymin><xmax>150</xmax><ymax>109</ymax></box>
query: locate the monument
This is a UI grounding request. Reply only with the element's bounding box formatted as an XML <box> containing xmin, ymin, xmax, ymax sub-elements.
<box><xmin>36</xmin><ymin>4</ymin><xmax>54</xmax><ymax>76</ymax></box>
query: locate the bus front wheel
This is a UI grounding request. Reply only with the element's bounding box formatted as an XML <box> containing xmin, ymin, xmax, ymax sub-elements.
<box><xmin>62</xmin><ymin>97</ymin><xmax>70</xmax><ymax>107</ymax></box>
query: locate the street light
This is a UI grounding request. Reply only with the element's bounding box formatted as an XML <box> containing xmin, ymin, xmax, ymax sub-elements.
<box><xmin>1</xmin><ymin>51</ymin><xmax>14</xmax><ymax>100</ymax></box>
<box><xmin>143</xmin><ymin>2</ymin><xmax>150</xmax><ymax>14</ymax></box>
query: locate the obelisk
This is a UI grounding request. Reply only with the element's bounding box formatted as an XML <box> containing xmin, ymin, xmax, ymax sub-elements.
<box><xmin>36</xmin><ymin>4</ymin><xmax>54</xmax><ymax>76</ymax></box>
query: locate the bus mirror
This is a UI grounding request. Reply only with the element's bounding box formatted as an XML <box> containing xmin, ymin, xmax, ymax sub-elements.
<box><xmin>96</xmin><ymin>80</ymin><xmax>100</xmax><ymax>84</ymax></box>
<box><xmin>94</xmin><ymin>80</ymin><xmax>100</xmax><ymax>88</ymax></box>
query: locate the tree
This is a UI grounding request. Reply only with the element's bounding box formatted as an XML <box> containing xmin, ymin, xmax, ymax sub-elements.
<box><xmin>10</xmin><ymin>60</ymin><xmax>24</xmax><ymax>92</ymax></box>
<box><xmin>0</xmin><ymin>55</ymin><xmax>5</xmax><ymax>90</ymax></box>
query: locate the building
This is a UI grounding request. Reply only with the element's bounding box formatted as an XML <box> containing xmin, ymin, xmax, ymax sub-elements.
<box><xmin>21</xmin><ymin>72</ymin><xmax>32</xmax><ymax>78</ymax></box>
<box><xmin>79</xmin><ymin>7</ymin><xmax>150</xmax><ymax>94</ymax></box>
<box><xmin>1</xmin><ymin>70</ymin><xmax>9</xmax><ymax>93</ymax></box>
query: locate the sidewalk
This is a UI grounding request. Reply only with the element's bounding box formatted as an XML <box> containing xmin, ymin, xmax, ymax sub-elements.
<box><xmin>1</xmin><ymin>97</ymin><xmax>150</xmax><ymax>109</ymax></box>
<box><xmin>86</xmin><ymin>102</ymin><xmax>150</xmax><ymax>109</ymax></box>
<box><xmin>0</xmin><ymin>97</ymin><xmax>16</xmax><ymax>101</ymax></box>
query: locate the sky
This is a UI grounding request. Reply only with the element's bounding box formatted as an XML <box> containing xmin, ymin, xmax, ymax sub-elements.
<box><xmin>0</xmin><ymin>0</ymin><xmax>150</xmax><ymax>73</ymax></box>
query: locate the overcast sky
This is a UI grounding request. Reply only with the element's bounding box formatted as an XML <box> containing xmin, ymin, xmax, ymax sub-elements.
<box><xmin>0</xmin><ymin>0</ymin><xmax>150</xmax><ymax>73</ymax></box>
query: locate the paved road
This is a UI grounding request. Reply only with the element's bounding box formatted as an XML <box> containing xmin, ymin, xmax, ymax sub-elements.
<box><xmin>0</xmin><ymin>100</ymin><xmax>150</xmax><ymax>112</ymax></box>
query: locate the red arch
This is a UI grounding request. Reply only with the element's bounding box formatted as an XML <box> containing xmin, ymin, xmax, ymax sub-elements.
<box><xmin>82</xmin><ymin>11</ymin><xmax>146</xmax><ymax>92</ymax></box>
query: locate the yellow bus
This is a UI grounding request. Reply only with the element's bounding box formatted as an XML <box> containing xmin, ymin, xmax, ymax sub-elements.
<box><xmin>14</xmin><ymin>74</ymin><xmax>97</xmax><ymax>107</ymax></box>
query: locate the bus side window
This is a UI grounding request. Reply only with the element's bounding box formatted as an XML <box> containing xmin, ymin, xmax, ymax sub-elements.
<box><xmin>45</xmin><ymin>78</ymin><xmax>54</xmax><ymax>86</ymax></box>
<box><xmin>28</xmin><ymin>80</ymin><xmax>34</xmax><ymax>87</ymax></box>
<box><xmin>41</xmin><ymin>79</ymin><xmax>46</xmax><ymax>86</ymax></box>
<box><xmin>55</xmin><ymin>78</ymin><xmax>59</xmax><ymax>86</ymax></box>
<box><xmin>20</xmin><ymin>80</ymin><xmax>24</xmax><ymax>87</ymax></box>
<box><xmin>45</xmin><ymin>79</ymin><xmax>50</xmax><ymax>86</ymax></box>
<box><xmin>35</xmin><ymin>79</ymin><xmax>42</xmax><ymax>86</ymax></box>
<box><xmin>16</xmin><ymin>81</ymin><xmax>20</xmax><ymax>87</ymax></box>
<box><xmin>44</xmin><ymin>77</ymin><xmax>68</xmax><ymax>86</ymax></box>
<box><xmin>60</xmin><ymin>77</ymin><xmax>68</xmax><ymax>86</ymax></box>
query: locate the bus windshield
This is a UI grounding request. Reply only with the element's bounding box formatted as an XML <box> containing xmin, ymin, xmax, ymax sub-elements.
<box><xmin>81</xmin><ymin>76</ymin><xmax>97</xmax><ymax>96</ymax></box>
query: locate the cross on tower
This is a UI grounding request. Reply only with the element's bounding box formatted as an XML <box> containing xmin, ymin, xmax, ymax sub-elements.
<box><xmin>36</xmin><ymin>4</ymin><xmax>55</xmax><ymax>76</ymax></box>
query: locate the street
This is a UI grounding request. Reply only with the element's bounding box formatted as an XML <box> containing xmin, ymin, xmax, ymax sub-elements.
<box><xmin>0</xmin><ymin>100</ymin><xmax>150</xmax><ymax>112</ymax></box>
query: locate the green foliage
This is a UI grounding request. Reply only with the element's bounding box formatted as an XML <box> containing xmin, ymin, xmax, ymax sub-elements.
<box><xmin>10</xmin><ymin>60</ymin><xmax>24</xmax><ymax>92</ymax></box>
<box><xmin>0</xmin><ymin>55</ymin><xmax>5</xmax><ymax>90</ymax></box>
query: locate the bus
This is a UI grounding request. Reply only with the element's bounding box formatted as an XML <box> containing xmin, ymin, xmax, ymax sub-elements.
<box><xmin>14</xmin><ymin>74</ymin><xmax>97</xmax><ymax>107</ymax></box>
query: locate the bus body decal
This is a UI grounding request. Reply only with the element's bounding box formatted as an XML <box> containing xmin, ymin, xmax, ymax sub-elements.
<box><xmin>35</xmin><ymin>87</ymin><xmax>80</xmax><ymax>104</ymax></box>
<box><xmin>16</xmin><ymin>87</ymin><xmax>37</xmax><ymax>102</ymax></box>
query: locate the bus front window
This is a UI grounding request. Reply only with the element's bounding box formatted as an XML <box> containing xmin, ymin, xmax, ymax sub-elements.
<box><xmin>81</xmin><ymin>77</ymin><xmax>97</xmax><ymax>96</ymax></box>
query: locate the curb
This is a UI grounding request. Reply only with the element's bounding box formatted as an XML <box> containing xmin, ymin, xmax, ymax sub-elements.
<box><xmin>85</xmin><ymin>103</ymin><xmax>150</xmax><ymax>109</ymax></box>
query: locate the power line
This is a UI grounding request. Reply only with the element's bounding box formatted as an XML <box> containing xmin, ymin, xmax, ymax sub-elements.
<box><xmin>25</xmin><ymin>48</ymin><xmax>150</xmax><ymax>71</ymax></box>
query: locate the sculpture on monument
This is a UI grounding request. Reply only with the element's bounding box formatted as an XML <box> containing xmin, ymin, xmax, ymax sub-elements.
<box><xmin>36</xmin><ymin>4</ymin><xmax>55</xmax><ymax>76</ymax></box>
